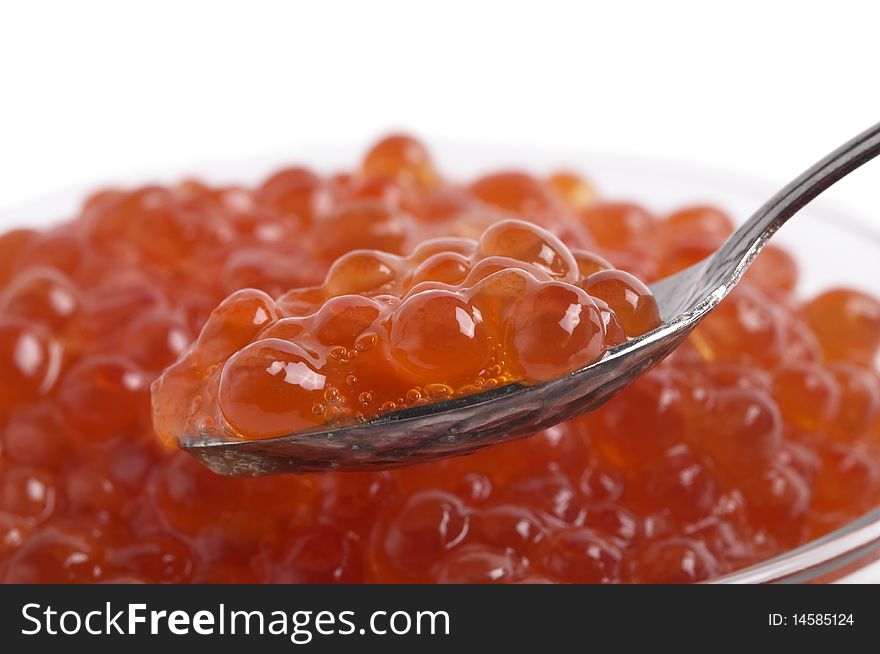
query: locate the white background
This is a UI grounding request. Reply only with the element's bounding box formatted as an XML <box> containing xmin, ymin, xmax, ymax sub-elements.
<box><xmin>1</xmin><ymin>0</ymin><xmax>879</xmax><ymax>214</ymax></box>
<box><xmin>1</xmin><ymin>0</ymin><xmax>880</xmax><ymax>582</ymax></box>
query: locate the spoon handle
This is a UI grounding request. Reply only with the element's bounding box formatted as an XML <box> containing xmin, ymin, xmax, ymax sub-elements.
<box><xmin>653</xmin><ymin>121</ymin><xmax>880</xmax><ymax>318</ymax></box>
<box><xmin>719</xmin><ymin>121</ymin><xmax>880</xmax><ymax>280</ymax></box>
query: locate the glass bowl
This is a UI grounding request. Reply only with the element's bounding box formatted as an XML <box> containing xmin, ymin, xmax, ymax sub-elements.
<box><xmin>2</xmin><ymin>143</ymin><xmax>879</xmax><ymax>584</ymax></box>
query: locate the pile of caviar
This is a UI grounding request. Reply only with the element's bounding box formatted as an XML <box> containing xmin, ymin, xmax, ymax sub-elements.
<box><xmin>1</xmin><ymin>135</ymin><xmax>880</xmax><ymax>583</ymax></box>
<box><xmin>153</xmin><ymin>218</ymin><xmax>660</xmax><ymax>442</ymax></box>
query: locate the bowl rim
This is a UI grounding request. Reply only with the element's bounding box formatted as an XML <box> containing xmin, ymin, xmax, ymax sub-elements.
<box><xmin>709</xmin><ymin>506</ymin><xmax>880</xmax><ymax>583</ymax></box>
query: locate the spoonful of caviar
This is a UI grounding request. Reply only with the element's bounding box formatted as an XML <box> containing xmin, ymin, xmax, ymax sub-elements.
<box><xmin>153</xmin><ymin>122</ymin><xmax>880</xmax><ymax>476</ymax></box>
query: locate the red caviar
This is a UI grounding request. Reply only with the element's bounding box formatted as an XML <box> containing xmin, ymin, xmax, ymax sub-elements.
<box><xmin>0</xmin><ymin>134</ymin><xmax>879</xmax><ymax>584</ymax></box>
<box><xmin>153</xmin><ymin>218</ymin><xmax>651</xmax><ymax>442</ymax></box>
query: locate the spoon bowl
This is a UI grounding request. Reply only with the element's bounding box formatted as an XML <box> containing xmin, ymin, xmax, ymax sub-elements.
<box><xmin>183</xmin><ymin>121</ymin><xmax>880</xmax><ymax>476</ymax></box>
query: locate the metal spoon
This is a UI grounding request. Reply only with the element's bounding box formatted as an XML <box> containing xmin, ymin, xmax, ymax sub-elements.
<box><xmin>183</xmin><ymin>121</ymin><xmax>880</xmax><ymax>476</ymax></box>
